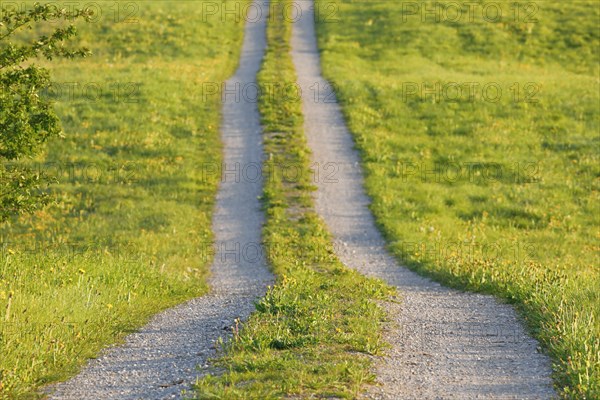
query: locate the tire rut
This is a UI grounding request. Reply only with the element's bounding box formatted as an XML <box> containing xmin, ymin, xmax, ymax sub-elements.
<box><xmin>47</xmin><ymin>2</ymin><xmax>273</xmax><ymax>398</ymax></box>
<box><xmin>290</xmin><ymin>1</ymin><xmax>556</xmax><ymax>398</ymax></box>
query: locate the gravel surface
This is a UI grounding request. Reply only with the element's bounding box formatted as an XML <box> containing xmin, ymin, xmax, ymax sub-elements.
<box><xmin>46</xmin><ymin>3</ymin><xmax>273</xmax><ymax>398</ymax></box>
<box><xmin>290</xmin><ymin>1</ymin><xmax>556</xmax><ymax>398</ymax></box>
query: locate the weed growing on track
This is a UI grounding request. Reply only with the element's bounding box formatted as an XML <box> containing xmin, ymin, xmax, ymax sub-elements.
<box><xmin>0</xmin><ymin>1</ymin><xmax>244</xmax><ymax>397</ymax></box>
<box><xmin>315</xmin><ymin>0</ymin><xmax>599</xmax><ymax>397</ymax></box>
<box><xmin>193</xmin><ymin>0</ymin><xmax>394</xmax><ymax>398</ymax></box>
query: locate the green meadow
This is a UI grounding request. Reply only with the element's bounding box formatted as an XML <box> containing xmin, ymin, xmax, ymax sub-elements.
<box><xmin>0</xmin><ymin>1</ymin><xmax>243</xmax><ymax>397</ymax></box>
<box><xmin>1</xmin><ymin>0</ymin><xmax>598</xmax><ymax>398</ymax></box>
<box><xmin>315</xmin><ymin>0</ymin><xmax>599</xmax><ymax>397</ymax></box>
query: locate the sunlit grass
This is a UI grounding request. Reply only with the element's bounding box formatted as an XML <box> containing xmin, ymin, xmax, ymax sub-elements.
<box><xmin>0</xmin><ymin>1</ymin><xmax>244</xmax><ymax>397</ymax></box>
<box><xmin>316</xmin><ymin>1</ymin><xmax>599</xmax><ymax>397</ymax></box>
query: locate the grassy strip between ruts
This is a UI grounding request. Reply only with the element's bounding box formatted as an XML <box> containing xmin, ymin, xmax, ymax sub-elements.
<box><xmin>314</xmin><ymin>0</ymin><xmax>599</xmax><ymax>398</ymax></box>
<box><xmin>193</xmin><ymin>0</ymin><xmax>394</xmax><ymax>398</ymax></box>
<box><xmin>0</xmin><ymin>1</ymin><xmax>244</xmax><ymax>397</ymax></box>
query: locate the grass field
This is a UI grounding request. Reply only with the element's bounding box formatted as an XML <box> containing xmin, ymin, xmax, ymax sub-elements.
<box><xmin>194</xmin><ymin>0</ymin><xmax>394</xmax><ymax>397</ymax></box>
<box><xmin>315</xmin><ymin>0</ymin><xmax>599</xmax><ymax>397</ymax></box>
<box><xmin>2</xmin><ymin>0</ymin><xmax>598</xmax><ymax>398</ymax></box>
<box><xmin>0</xmin><ymin>1</ymin><xmax>244</xmax><ymax>397</ymax></box>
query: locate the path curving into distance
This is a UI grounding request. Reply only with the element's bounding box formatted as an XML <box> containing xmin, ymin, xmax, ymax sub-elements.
<box><xmin>47</xmin><ymin>2</ymin><xmax>273</xmax><ymax>398</ymax></box>
<box><xmin>291</xmin><ymin>1</ymin><xmax>556</xmax><ymax>399</ymax></box>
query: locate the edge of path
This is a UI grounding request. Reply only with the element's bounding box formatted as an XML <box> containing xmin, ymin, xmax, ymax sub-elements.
<box><xmin>46</xmin><ymin>1</ymin><xmax>273</xmax><ymax>398</ymax></box>
<box><xmin>290</xmin><ymin>1</ymin><xmax>557</xmax><ymax>398</ymax></box>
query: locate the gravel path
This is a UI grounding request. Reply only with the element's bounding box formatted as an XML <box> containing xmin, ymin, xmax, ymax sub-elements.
<box><xmin>47</xmin><ymin>3</ymin><xmax>273</xmax><ymax>399</ymax></box>
<box><xmin>290</xmin><ymin>1</ymin><xmax>556</xmax><ymax>398</ymax></box>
